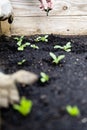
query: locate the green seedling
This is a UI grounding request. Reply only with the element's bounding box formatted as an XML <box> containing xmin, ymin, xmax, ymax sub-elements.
<box><xmin>35</xmin><ymin>35</ymin><xmax>48</xmax><ymax>42</ymax></box>
<box><xmin>13</xmin><ymin>97</ymin><xmax>33</xmax><ymax>116</ymax></box>
<box><xmin>18</xmin><ymin>59</ymin><xmax>26</xmax><ymax>65</ymax></box>
<box><xmin>14</xmin><ymin>36</ymin><xmax>30</xmax><ymax>51</ymax></box>
<box><xmin>54</xmin><ymin>42</ymin><xmax>71</xmax><ymax>52</ymax></box>
<box><xmin>66</xmin><ymin>105</ymin><xmax>80</xmax><ymax>117</ymax></box>
<box><xmin>14</xmin><ymin>36</ymin><xmax>24</xmax><ymax>46</ymax></box>
<box><xmin>30</xmin><ymin>44</ymin><xmax>39</xmax><ymax>49</ymax></box>
<box><xmin>40</xmin><ymin>72</ymin><xmax>49</xmax><ymax>83</ymax></box>
<box><xmin>17</xmin><ymin>42</ymin><xmax>30</xmax><ymax>51</ymax></box>
<box><xmin>49</xmin><ymin>52</ymin><xmax>65</xmax><ymax>64</ymax></box>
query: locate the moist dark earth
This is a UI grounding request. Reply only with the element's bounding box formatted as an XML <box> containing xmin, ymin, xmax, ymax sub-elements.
<box><xmin>1</xmin><ymin>35</ymin><xmax>87</xmax><ymax>130</ymax></box>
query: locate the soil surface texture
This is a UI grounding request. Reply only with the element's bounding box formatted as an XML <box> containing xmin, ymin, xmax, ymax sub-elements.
<box><xmin>1</xmin><ymin>35</ymin><xmax>87</xmax><ymax>130</ymax></box>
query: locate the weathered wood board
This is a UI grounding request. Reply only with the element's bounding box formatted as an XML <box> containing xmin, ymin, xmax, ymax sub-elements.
<box><xmin>11</xmin><ymin>16</ymin><xmax>87</xmax><ymax>35</ymax></box>
<box><xmin>11</xmin><ymin>0</ymin><xmax>87</xmax><ymax>16</ymax></box>
<box><xmin>0</xmin><ymin>21</ymin><xmax>11</xmax><ymax>35</ymax></box>
<box><xmin>1</xmin><ymin>0</ymin><xmax>87</xmax><ymax>35</ymax></box>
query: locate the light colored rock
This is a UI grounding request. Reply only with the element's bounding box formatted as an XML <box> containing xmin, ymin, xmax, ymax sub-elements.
<box><xmin>0</xmin><ymin>70</ymin><xmax>38</xmax><ymax>107</ymax></box>
<box><xmin>9</xmin><ymin>84</ymin><xmax>20</xmax><ymax>104</ymax></box>
<box><xmin>11</xmin><ymin>70</ymin><xmax>38</xmax><ymax>85</ymax></box>
<box><xmin>0</xmin><ymin>73</ymin><xmax>14</xmax><ymax>88</ymax></box>
<box><xmin>0</xmin><ymin>96</ymin><xmax>9</xmax><ymax>107</ymax></box>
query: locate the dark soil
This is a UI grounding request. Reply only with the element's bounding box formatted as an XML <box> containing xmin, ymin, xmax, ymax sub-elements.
<box><xmin>1</xmin><ymin>35</ymin><xmax>87</xmax><ymax>130</ymax></box>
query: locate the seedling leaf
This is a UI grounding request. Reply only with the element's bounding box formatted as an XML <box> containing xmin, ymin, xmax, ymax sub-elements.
<box><xmin>35</xmin><ymin>35</ymin><xmax>48</xmax><ymax>42</ymax></box>
<box><xmin>17</xmin><ymin>42</ymin><xmax>30</xmax><ymax>51</ymax></box>
<box><xmin>25</xmin><ymin>42</ymin><xmax>30</xmax><ymax>46</ymax></box>
<box><xmin>18</xmin><ymin>59</ymin><xmax>26</xmax><ymax>65</ymax></box>
<box><xmin>56</xmin><ymin>55</ymin><xmax>65</xmax><ymax>62</ymax></box>
<box><xmin>66</xmin><ymin>105</ymin><xmax>80</xmax><ymax>117</ymax></box>
<box><xmin>49</xmin><ymin>52</ymin><xmax>65</xmax><ymax>64</ymax></box>
<box><xmin>40</xmin><ymin>72</ymin><xmax>49</xmax><ymax>83</ymax></box>
<box><xmin>49</xmin><ymin>52</ymin><xmax>57</xmax><ymax>60</ymax></box>
<box><xmin>13</xmin><ymin>97</ymin><xmax>33</xmax><ymax>116</ymax></box>
<box><xmin>15</xmin><ymin>36</ymin><xmax>24</xmax><ymax>46</ymax></box>
<box><xmin>30</xmin><ymin>44</ymin><xmax>39</xmax><ymax>49</ymax></box>
<box><xmin>54</xmin><ymin>42</ymin><xmax>71</xmax><ymax>52</ymax></box>
<box><xmin>54</xmin><ymin>45</ymin><xmax>63</xmax><ymax>49</ymax></box>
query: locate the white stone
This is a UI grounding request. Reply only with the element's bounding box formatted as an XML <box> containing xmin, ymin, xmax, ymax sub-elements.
<box><xmin>0</xmin><ymin>70</ymin><xmax>38</xmax><ymax>107</ymax></box>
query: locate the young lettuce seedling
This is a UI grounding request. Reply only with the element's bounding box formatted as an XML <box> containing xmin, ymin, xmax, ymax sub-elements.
<box><xmin>18</xmin><ymin>59</ymin><xmax>26</xmax><ymax>65</ymax></box>
<box><xmin>13</xmin><ymin>97</ymin><xmax>33</xmax><ymax>116</ymax></box>
<box><xmin>54</xmin><ymin>42</ymin><xmax>71</xmax><ymax>52</ymax></box>
<box><xmin>66</xmin><ymin>105</ymin><xmax>80</xmax><ymax>117</ymax></box>
<box><xmin>49</xmin><ymin>52</ymin><xmax>65</xmax><ymax>64</ymax></box>
<box><xmin>30</xmin><ymin>44</ymin><xmax>39</xmax><ymax>49</ymax></box>
<box><xmin>35</xmin><ymin>35</ymin><xmax>48</xmax><ymax>42</ymax></box>
<box><xmin>14</xmin><ymin>36</ymin><xmax>24</xmax><ymax>46</ymax></box>
<box><xmin>17</xmin><ymin>42</ymin><xmax>30</xmax><ymax>51</ymax></box>
<box><xmin>40</xmin><ymin>72</ymin><xmax>49</xmax><ymax>83</ymax></box>
<box><xmin>14</xmin><ymin>36</ymin><xmax>30</xmax><ymax>51</ymax></box>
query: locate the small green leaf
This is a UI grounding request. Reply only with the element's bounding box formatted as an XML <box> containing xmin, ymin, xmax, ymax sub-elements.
<box><xmin>35</xmin><ymin>35</ymin><xmax>48</xmax><ymax>42</ymax></box>
<box><xmin>17</xmin><ymin>42</ymin><xmax>30</xmax><ymax>51</ymax></box>
<box><xmin>17</xmin><ymin>41</ymin><xmax>22</xmax><ymax>46</ymax></box>
<box><xmin>40</xmin><ymin>78</ymin><xmax>46</xmax><ymax>83</ymax></box>
<box><xmin>14</xmin><ymin>37</ymin><xmax>19</xmax><ymax>40</ymax></box>
<box><xmin>18</xmin><ymin>46</ymin><xmax>24</xmax><ymax>51</ymax></box>
<box><xmin>56</xmin><ymin>55</ymin><xmax>65</xmax><ymax>62</ymax></box>
<box><xmin>40</xmin><ymin>72</ymin><xmax>49</xmax><ymax>83</ymax></box>
<box><xmin>13</xmin><ymin>97</ymin><xmax>33</xmax><ymax>116</ymax></box>
<box><xmin>15</xmin><ymin>36</ymin><xmax>30</xmax><ymax>51</ymax></box>
<box><xmin>50</xmin><ymin>52</ymin><xmax>65</xmax><ymax>64</ymax></box>
<box><xmin>65</xmin><ymin>49</ymin><xmax>71</xmax><ymax>52</ymax></box>
<box><xmin>49</xmin><ymin>52</ymin><xmax>57</xmax><ymax>60</ymax></box>
<box><xmin>66</xmin><ymin>105</ymin><xmax>80</xmax><ymax>117</ymax></box>
<box><xmin>30</xmin><ymin>44</ymin><xmax>39</xmax><ymax>49</ymax></box>
<box><xmin>45</xmin><ymin>35</ymin><xmax>48</xmax><ymax>38</ymax></box>
<box><xmin>66</xmin><ymin>42</ymin><xmax>71</xmax><ymax>48</ymax></box>
<box><xmin>16</xmin><ymin>36</ymin><xmax>24</xmax><ymax>46</ymax></box>
<box><xmin>54</xmin><ymin>42</ymin><xmax>71</xmax><ymax>52</ymax></box>
<box><xmin>63</xmin><ymin>42</ymin><xmax>71</xmax><ymax>51</ymax></box>
<box><xmin>54</xmin><ymin>45</ymin><xmax>63</xmax><ymax>49</ymax></box>
<box><xmin>18</xmin><ymin>59</ymin><xmax>26</xmax><ymax>65</ymax></box>
<box><xmin>25</xmin><ymin>42</ymin><xmax>30</xmax><ymax>46</ymax></box>
<box><xmin>35</xmin><ymin>36</ymin><xmax>41</xmax><ymax>42</ymax></box>
<box><xmin>20</xmin><ymin>36</ymin><xmax>24</xmax><ymax>39</ymax></box>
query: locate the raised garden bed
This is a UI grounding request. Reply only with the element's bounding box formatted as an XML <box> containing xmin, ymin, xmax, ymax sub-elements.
<box><xmin>1</xmin><ymin>34</ymin><xmax>87</xmax><ymax>130</ymax></box>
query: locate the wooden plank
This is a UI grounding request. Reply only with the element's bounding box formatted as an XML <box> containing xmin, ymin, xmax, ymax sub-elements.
<box><xmin>11</xmin><ymin>0</ymin><xmax>87</xmax><ymax>16</ymax></box>
<box><xmin>0</xmin><ymin>20</ymin><xmax>11</xmax><ymax>36</ymax></box>
<box><xmin>11</xmin><ymin>16</ymin><xmax>87</xmax><ymax>35</ymax></box>
<box><xmin>0</xmin><ymin>0</ymin><xmax>87</xmax><ymax>35</ymax></box>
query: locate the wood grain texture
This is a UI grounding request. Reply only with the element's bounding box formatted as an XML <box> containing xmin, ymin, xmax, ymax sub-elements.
<box><xmin>0</xmin><ymin>20</ymin><xmax>11</xmax><ymax>36</ymax></box>
<box><xmin>11</xmin><ymin>16</ymin><xmax>87</xmax><ymax>35</ymax></box>
<box><xmin>0</xmin><ymin>0</ymin><xmax>87</xmax><ymax>35</ymax></box>
<box><xmin>11</xmin><ymin>0</ymin><xmax>87</xmax><ymax>16</ymax></box>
